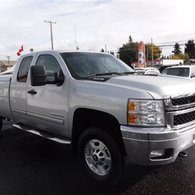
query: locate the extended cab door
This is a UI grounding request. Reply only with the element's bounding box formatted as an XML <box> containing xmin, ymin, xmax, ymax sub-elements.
<box><xmin>10</xmin><ymin>55</ymin><xmax>33</xmax><ymax>124</ymax></box>
<box><xmin>26</xmin><ymin>54</ymin><xmax>69</xmax><ymax>136</ymax></box>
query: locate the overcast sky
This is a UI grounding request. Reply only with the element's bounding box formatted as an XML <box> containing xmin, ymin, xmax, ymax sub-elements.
<box><xmin>0</xmin><ymin>0</ymin><xmax>195</xmax><ymax>60</ymax></box>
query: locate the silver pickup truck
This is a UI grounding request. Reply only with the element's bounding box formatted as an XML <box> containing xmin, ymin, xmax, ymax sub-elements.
<box><xmin>0</xmin><ymin>50</ymin><xmax>195</xmax><ymax>184</ymax></box>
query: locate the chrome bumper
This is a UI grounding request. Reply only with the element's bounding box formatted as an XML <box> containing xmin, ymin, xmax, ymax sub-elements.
<box><xmin>121</xmin><ymin>124</ymin><xmax>195</xmax><ymax>165</ymax></box>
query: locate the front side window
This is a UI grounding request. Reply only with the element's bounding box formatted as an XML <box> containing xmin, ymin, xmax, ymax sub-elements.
<box><xmin>35</xmin><ymin>54</ymin><xmax>64</xmax><ymax>84</ymax></box>
<box><xmin>17</xmin><ymin>56</ymin><xmax>33</xmax><ymax>82</ymax></box>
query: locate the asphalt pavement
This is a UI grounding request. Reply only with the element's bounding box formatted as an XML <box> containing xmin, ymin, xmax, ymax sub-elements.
<box><xmin>0</xmin><ymin>121</ymin><xmax>195</xmax><ymax>195</ymax></box>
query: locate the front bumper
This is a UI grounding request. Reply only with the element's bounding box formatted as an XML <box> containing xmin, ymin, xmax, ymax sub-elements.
<box><xmin>121</xmin><ymin>124</ymin><xmax>195</xmax><ymax>165</ymax></box>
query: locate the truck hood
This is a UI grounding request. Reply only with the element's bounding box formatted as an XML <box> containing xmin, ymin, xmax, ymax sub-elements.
<box><xmin>106</xmin><ymin>75</ymin><xmax>195</xmax><ymax>99</ymax></box>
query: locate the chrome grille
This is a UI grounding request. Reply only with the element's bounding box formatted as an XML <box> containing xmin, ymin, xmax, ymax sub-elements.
<box><xmin>167</xmin><ymin>95</ymin><xmax>195</xmax><ymax>128</ymax></box>
<box><xmin>174</xmin><ymin>110</ymin><xmax>195</xmax><ymax>126</ymax></box>
<box><xmin>171</xmin><ymin>95</ymin><xmax>195</xmax><ymax>106</ymax></box>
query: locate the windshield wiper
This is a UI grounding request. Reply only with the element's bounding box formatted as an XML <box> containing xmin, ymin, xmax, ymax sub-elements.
<box><xmin>80</xmin><ymin>71</ymin><xmax>135</xmax><ymax>79</ymax></box>
<box><xmin>81</xmin><ymin>72</ymin><xmax>123</xmax><ymax>79</ymax></box>
<box><xmin>122</xmin><ymin>71</ymin><xmax>135</xmax><ymax>75</ymax></box>
<box><xmin>95</xmin><ymin>72</ymin><xmax>123</xmax><ymax>76</ymax></box>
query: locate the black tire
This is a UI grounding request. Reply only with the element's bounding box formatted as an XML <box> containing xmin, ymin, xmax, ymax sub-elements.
<box><xmin>78</xmin><ymin>127</ymin><xmax>124</xmax><ymax>185</ymax></box>
<box><xmin>0</xmin><ymin>118</ymin><xmax>2</xmax><ymax>131</ymax></box>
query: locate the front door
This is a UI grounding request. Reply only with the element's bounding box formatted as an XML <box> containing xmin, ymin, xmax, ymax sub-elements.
<box><xmin>26</xmin><ymin>54</ymin><xmax>69</xmax><ymax>136</ymax></box>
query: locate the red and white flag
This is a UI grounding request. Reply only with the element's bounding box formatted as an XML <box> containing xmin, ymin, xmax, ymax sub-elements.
<box><xmin>16</xmin><ymin>45</ymin><xmax>23</xmax><ymax>56</ymax></box>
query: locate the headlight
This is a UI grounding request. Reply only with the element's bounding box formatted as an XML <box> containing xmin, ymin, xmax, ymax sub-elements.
<box><xmin>128</xmin><ymin>99</ymin><xmax>165</xmax><ymax>127</ymax></box>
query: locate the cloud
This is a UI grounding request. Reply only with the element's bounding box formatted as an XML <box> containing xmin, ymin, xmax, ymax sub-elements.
<box><xmin>0</xmin><ymin>0</ymin><xmax>195</xmax><ymax>59</ymax></box>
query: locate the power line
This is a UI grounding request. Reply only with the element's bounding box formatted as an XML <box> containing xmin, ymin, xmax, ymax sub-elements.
<box><xmin>159</xmin><ymin>38</ymin><xmax>195</xmax><ymax>44</ymax></box>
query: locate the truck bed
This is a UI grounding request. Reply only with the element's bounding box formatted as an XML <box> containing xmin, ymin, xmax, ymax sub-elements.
<box><xmin>0</xmin><ymin>75</ymin><xmax>12</xmax><ymax>118</ymax></box>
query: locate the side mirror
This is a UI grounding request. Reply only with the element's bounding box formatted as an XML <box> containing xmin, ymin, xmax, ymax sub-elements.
<box><xmin>56</xmin><ymin>70</ymin><xmax>65</xmax><ymax>86</ymax></box>
<box><xmin>45</xmin><ymin>70</ymin><xmax>64</xmax><ymax>86</ymax></box>
<box><xmin>30</xmin><ymin>65</ymin><xmax>46</xmax><ymax>86</ymax></box>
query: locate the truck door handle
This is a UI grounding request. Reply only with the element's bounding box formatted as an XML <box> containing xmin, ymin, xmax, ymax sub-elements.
<box><xmin>27</xmin><ymin>89</ymin><xmax>37</xmax><ymax>95</ymax></box>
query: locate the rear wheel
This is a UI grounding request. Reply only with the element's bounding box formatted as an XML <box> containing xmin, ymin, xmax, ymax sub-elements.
<box><xmin>0</xmin><ymin>118</ymin><xmax>2</xmax><ymax>131</ymax></box>
<box><xmin>78</xmin><ymin>127</ymin><xmax>124</xmax><ymax>185</ymax></box>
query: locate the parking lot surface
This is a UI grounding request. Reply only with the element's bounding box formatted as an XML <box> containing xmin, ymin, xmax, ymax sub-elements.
<box><xmin>0</xmin><ymin>122</ymin><xmax>194</xmax><ymax>195</ymax></box>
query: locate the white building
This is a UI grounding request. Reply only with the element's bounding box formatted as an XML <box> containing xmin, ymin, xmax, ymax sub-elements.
<box><xmin>161</xmin><ymin>59</ymin><xmax>183</xmax><ymax>66</ymax></box>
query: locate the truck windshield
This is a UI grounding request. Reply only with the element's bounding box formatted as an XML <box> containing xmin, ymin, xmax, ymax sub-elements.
<box><xmin>60</xmin><ymin>52</ymin><xmax>134</xmax><ymax>79</ymax></box>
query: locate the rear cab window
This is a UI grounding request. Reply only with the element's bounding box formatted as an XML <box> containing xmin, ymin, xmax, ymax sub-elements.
<box><xmin>17</xmin><ymin>56</ymin><xmax>33</xmax><ymax>82</ymax></box>
<box><xmin>163</xmin><ymin>67</ymin><xmax>190</xmax><ymax>77</ymax></box>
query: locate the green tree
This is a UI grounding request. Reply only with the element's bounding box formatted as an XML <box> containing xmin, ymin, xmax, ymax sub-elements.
<box><xmin>185</xmin><ymin>40</ymin><xmax>195</xmax><ymax>59</ymax></box>
<box><xmin>171</xmin><ymin>42</ymin><xmax>190</xmax><ymax>62</ymax></box>
<box><xmin>172</xmin><ymin>43</ymin><xmax>182</xmax><ymax>55</ymax></box>
<box><xmin>118</xmin><ymin>36</ymin><xmax>138</xmax><ymax>65</ymax></box>
<box><xmin>145</xmin><ymin>43</ymin><xmax>161</xmax><ymax>60</ymax></box>
<box><xmin>171</xmin><ymin>53</ymin><xmax>189</xmax><ymax>62</ymax></box>
<box><xmin>118</xmin><ymin>36</ymin><xmax>161</xmax><ymax>65</ymax></box>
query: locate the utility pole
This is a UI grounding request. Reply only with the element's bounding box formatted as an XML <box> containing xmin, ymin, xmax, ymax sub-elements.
<box><xmin>7</xmin><ymin>56</ymin><xmax>10</xmax><ymax>68</ymax></box>
<box><xmin>74</xmin><ymin>24</ymin><xmax>79</xmax><ymax>50</ymax></box>
<box><xmin>105</xmin><ymin>44</ymin><xmax>107</xmax><ymax>53</ymax></box>
<box><xmin>151</xmin><ymin>38</ymin><xmax>154</xmax><ymax>65</ymax></box>
<box><xmin>146</xmin><ymin>46</ymin><xmax>148</xmax><ymax>64</ymax></box>
<box><xmin>44</xmin><ymin>20</ymin><xmax>56</xmax><ymax>50</ymax></box>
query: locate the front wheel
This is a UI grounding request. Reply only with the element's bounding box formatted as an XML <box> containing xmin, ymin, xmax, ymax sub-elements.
<box><xmin>78</xmin><ymin>127</ymin><xmax>124</xmax><ymax>185</ymax></box>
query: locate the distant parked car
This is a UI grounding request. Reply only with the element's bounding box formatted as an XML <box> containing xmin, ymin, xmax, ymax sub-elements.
<box><xmin>134</xmin><ymin>68</ymin><xmax>146</xmax><ymax>74</ymax></box>
<box><xmin>161</xmin><ymin>65</ymin><xmax>195</xmax><ymax>78</ymax></box>
<box><xmin>158</xmin><ymin>64</ymin><xmax>179</xmax><ymax>73</ymax></box>
<box><xmin>134</xmin><ymin>67</ymin><xmax>159</xmax><ymax>75</ymax></box>
<box><xmin>144</xmin><ymin>69</ymin><xmax>160</xmax><ymax>76</ymax></box>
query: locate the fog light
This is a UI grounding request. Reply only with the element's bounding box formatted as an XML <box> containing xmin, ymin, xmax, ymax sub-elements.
<box><xmin>150</xmin><ymin>150</ymin><xmax>165</xmax><ymax>159</ymax></box>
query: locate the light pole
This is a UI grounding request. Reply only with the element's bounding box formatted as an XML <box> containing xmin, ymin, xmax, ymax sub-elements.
<box><xmin>44</xmin><ymin>20</ymin><xmax>56</xmax><ymax>50</ymax></box>
<box><xmin>151</xmin><ymin>38</ymin><xmax>154</xmax><ymax>65</ymax></box>
<box><xmin>7</xmin><ymin>56</ymin><xmax>10</xmax><ymax>68</ymax></box>
<box><xmin>74</xmin><ymin>24</ymin><xmax>79</xmax><ymax>50</ymax></box>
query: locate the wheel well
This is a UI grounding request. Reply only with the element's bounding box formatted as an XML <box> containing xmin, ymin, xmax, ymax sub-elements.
<box><xmin>72</xmin><ymin>108</ymin><xmax>126</xmax><ymax>155</ymax></box>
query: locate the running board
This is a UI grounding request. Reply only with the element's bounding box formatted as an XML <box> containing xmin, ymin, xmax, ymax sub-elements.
<box><xmin>13</xmin><ymin>124</ymin><xmax>71</xmax><ymax>144</ymax></box>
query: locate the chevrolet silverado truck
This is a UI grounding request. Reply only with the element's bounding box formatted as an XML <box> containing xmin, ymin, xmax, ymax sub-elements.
<box><xmin>0</xmin><ymin>50</ymin><xmax>195</xmax><ymax>184</ymax></box>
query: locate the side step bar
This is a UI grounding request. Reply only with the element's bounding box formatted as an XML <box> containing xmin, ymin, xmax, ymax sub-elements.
<box><xmin>13</xmin><ymin>124</ymin><xmax>71</xmax><ymax>144</ymax></box>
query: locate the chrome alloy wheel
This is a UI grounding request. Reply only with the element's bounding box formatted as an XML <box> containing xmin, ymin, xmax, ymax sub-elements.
<box><xmin>84</xmin><ymin>139</ymin><xmax>112</xmax><ymax>176</ymax></box>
